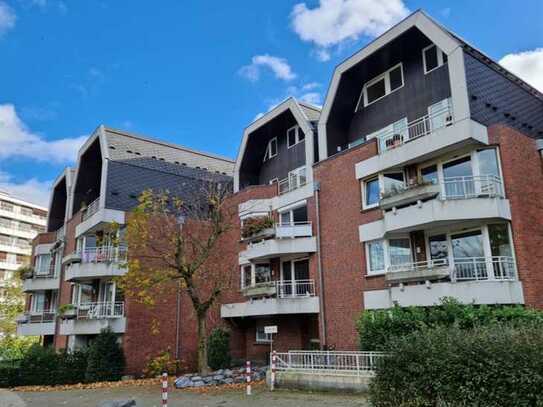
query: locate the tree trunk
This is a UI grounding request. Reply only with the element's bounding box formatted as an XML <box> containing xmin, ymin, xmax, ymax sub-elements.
<box><xmin>196</xmin><ymin>313</ymin><xmax>210</xmax><ymax>375</ymax></box>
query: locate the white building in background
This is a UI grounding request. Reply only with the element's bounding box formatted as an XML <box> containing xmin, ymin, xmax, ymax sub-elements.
<box><xmin>0</xmin><ymin>190</ymin><xmax>47</xmax><ymax>297</ymax></box>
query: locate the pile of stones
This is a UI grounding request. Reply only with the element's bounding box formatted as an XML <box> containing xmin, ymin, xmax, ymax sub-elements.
<box><xmin>174</xmin><ymin>366</ymin><xmax>267</xmax><ymax>389</ymax></box>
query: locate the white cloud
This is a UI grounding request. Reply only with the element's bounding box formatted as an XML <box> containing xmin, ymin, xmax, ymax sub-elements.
<box><xmin>239</xmin><ymin>54</ymin><xmax>297</xmax><ymax>82</ymax></box>
<box><xmin>291</xmin><ymin>0</ymin><xmax>409</xmax><ymax>60</ymax></box>
<box><xmin>0</xmin><ymin>171</ymin><xmax>52</xmax><ymax>207</ymax></box>
<box><xmin>0</xmin><ymin>1</ymin><xmax>16</xmax><ymax>37</ymax></box>
<box><xmin>499</xmin><ymin>48</ymin><xmax>543</xmax><ymax>93</ymax></box>
<box><xmin>0</xmin><ymin>104</ymin><xmax>86</xmax><ymax>163</ymax></box>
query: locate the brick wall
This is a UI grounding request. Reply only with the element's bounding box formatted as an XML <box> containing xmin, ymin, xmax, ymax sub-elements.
<box><xmin>488</xmin><ymin>125</ymin><xmax>543</xmax><ymax>308</ymax></box>
<box><xmin>313</xmin><ymin>140</ymin><xmax>380</xmax><ymax>350</ymax></box>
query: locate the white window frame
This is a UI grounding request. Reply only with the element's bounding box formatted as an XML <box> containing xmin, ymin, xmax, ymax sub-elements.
<box><xmin>256</xmin><ymin>325</ymin><xmax>272</xmax><ymax>343</ymax></box>
<box><xmin>263</xmin><ymin>137</ymin><xmax>278</xmax><ymax>162</ymax></box>
<box><xmin>365</xmin><ymin>236</ymin><xmax>412</xmax><ymax>276</ymax></box>
<box><xmin>269</xmin><ymin>178</ymin><xmax>279</xmax><ymax>185</ymax></box>
<box><xmin>356</xmin><ymin>63</ymin><xmax>404</xmax><ymax>110</ymax></box>
<box><xmin>422</xmin><ymin>44</ymin><xmax>447</xmax><ymax>74</ymax></box>
<box><xmin>287</xmin><ymin>125</ymin><xmax>305</xmax><ymax>148</ymax></box>
<box><xmin>361</xmin><ymin>176</ymin><xmax>380</xmax><ymax>210</ymax></box>
<box><xmin>240</xmin><ymin>262</ymin><xmax>271</xmax><ymax>289</ymax></box>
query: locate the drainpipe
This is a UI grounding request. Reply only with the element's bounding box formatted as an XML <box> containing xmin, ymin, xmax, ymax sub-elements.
<box><xmin>175</xmin><ymin>280</ymin><xmax>181</xmax><ymax>360</ymax></box>
<box><xmin>314</xmin><ymin>181</ymin><xmax>327</xmax><ymax>349</ymax></box>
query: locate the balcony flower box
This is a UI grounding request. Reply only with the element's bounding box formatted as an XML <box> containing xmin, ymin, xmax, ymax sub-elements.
<box><xmin>242</xmin><ymin>282</ymin><xmax>276</xmax><ymax>297</ymax></box>
<box><xmin>241</xmin><ymin>216</ymin><xmax>275</xmax><ymax>240</ymax></box>
<box><xmin>380</xmin><ymin>182</ymin><xmax>440</xmax><ymax>210</ymax></box>
<box><xmin>58</xmin><ymin>304</ymin><xmax>77</xmax><ymax>320</ymax></box>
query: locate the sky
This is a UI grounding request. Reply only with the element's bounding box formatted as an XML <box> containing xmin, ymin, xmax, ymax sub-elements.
<box><xmin>0</xmin><ymin>0</ymin><xmax>542</xmax><ymax>207</ymax></box>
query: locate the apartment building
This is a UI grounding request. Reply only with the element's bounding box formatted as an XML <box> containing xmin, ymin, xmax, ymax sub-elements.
<box><xmin>17</xmin><ymin>125</ymin><xmax>234</xmax><ymax>357</ymax></box>
<box><xmin>19</xmin><ymin>10</ymin><xmax>543</xmax><ymax>372</ymax></box>
<box><xmin>0</xmin><ymin>190</ymin><xmax>47</xmax><ymax>301</ymax></box>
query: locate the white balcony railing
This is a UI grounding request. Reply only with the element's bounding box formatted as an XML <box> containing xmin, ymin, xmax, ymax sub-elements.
<box><xmin>79</xmin><ymin>246</ymin><xmax>128</xmax><ymax>263</ymax></box>
<box><xmin>34</xmin><ymin>264</ymin><xmax>57</xmax><ymax>279</ymax></box>
<box><xmin>275</xmin><ymin>222</ymin><xmax>313</xmax><ymax>238</ymax></box>
<box><xmin>82</xmin><ymin>198</ymin><xmax>100</xmax><ymax>221</ymax></box>
<box><xmin>278</xmin><ymin>171</ymin><xmax>307</xmax><ymax>195</ymax></box>
<box><xmin>76</xmin><ymin>301</ymin><xmax>124</xmax><ymax>319</ymax></box>
<box><xmin>376</xmin><ymin>104</ymin><xmax>453</xmax><ymax>153</ymax></box>
<box><xmin>276</xmin><ymin>279</ymin><xmax>316</xmax><ymax>298</ymax></box>
<box><xmin>442</xmin><ymin>175</ymin><xmax>504</xmax><ymax>200</ymax></box>
<box><xmin>386</xmin><ymin>256</ymin><xmax>516</xmax><ymax>281</ymax></box>
<box><xmin>454</xmin><ymin>256</ymin><xmax>516</xmax><ymax>281</ymax></box>
<box><xmin>18</xmin><ymin>310</ymin><xmax>56</xmax><ymax>324</ymax></box>
<box><xmin>274</xmin><ymin>351</ymin><xmax>386</xmax><ymax>376</ymax></box>
<box><xmin>387</xmin><ymin>258</ymin><xmax>449</xmax><ymax>273</ymax></box>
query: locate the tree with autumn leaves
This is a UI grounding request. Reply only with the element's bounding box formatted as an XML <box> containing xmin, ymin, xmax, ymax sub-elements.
<box><xmin>116</xmin><ymin>183</ymin><xmax>236</xmax><ymax>374</ymax></box>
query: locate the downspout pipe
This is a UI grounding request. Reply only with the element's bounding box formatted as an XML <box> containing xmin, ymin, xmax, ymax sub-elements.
<box><xmin>314</xmin><ymin>181</ymin><xmax>327</xmax><ymax>349</ymax></box>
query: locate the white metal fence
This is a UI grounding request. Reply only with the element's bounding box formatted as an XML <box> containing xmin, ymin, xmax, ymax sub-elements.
<box><xmin>377</xmin><ymin>104</ymin><xmax>453</xmax><ymax>153</ymax></box>
<box><xmin>278</xmin><ymin>171</ymin><xmax>307</xmax><ymax>195</ymax></box>
<box><xmin>273</xmin><ymin>351</ymin><xmax>386</xmax><ymax>376</ymax></box>
<box><xmin>82</xmin><ymin>198</ymin><xmax>100</xmax><ymax>221</ymax></box>
<box><xmin>76</xmin><ymin>301</ymin><xmax>124</xmax><ymax>319</ymax></box>
<box><xmin>442</xmin><ymin>175</ymin><xmax>504</xmax><ymax>200</ymax></box>
<box><xmin>276</xmin><ymin>279</ymin><xmax>315</xmax><ymax>298</ymax></box>
<box><xmin>79</xmin><ymin>246</ymin><xmax>128</xmax><ymax>263</ymax></box>
<box><xmin>454</xmin><ymin>256</ymin><xmax>516</xmax><ymax>281</ymax></box>
<box><xmin>387</xmin><ymin>258</ymin><xmax>449</xmax><ymax>273</ymax></box>
<box><xmin>19</xmin><ymin>310</ymin><xmax>56</xmax><ymax>324</ymax></box>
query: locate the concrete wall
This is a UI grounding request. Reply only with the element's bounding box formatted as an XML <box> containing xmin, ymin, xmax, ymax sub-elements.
<box><xmin>267</xmin><ymin>370</ymin><xmax>372</xmax><ymax>393</ymax></box>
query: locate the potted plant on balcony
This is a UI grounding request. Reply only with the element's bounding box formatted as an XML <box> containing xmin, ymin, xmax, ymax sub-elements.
<box><xmin>241</xmin><ymin>216</ymin><xmax>274</xmax><ymax>240</ymax></box>
<box><xmin>58</xmin><ymin>304</ymin><xmax>77</xmax><ymax>320</ymax></box>
<box><xmin>15</xmin><ymin>265</ymin><xmax>34</xmax><ymax>281</ymax></box>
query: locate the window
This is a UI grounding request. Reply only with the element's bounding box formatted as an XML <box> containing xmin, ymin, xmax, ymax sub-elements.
<box><xmin>362</xmin><ymin>177</ymin><xmax>380</xmax><ymax>209</ymax></box>
<box><xmin>35</xmin><ymin>254</ymin><xmax>51</xmax><ymax>275</ymax></box>
<box><xmin>358</xmin><ymin>63</ymin><xmax>404</xmax><ymax>109</ymax></box>
<box><xmin>256</xmin><ymin>326</ymin><xmax>272</xmax><ymax>343</ymax></box>
<box><xmin>263</xmin><ymin>137</ymin><xmax>278</xmax><ymax>161</ymax></box>
<box><xmin>421</xmin><ymin>164</ymin><xmax>438</xmax><ymax>185</ymax></box>
<box><xmin>254</xmin><ymin>264</ymin><xmax>271</xmax><ymax>284</ymax></box>
<box><xmin>367</xmin><ymin>240</ymin><xmax>385</xmax><ymax>274</ymax></box>
<box><xmin>388</xmin><ymin>238</ymin><xmax>412</xmax><ymax>266</ymax></box>
<box><xmin>429</xmin><ymin>234</ymin><xmax>448</xmax><ymax>260</ymax></box>
<box><xmin>423</xmin><ymin>44</ymin><xmax>447</xmax><ymax>74</ymax></box>
<box><xmin>287</xmin><ymin>125</ymin><xmax>305</xmax><ymax>148</ymax></box>
<box><xmin>0</xmin><ymin>201</ymin><xmax>14</xmax><ymax>212</ymax></box>
<box><xmin>279</xmin><ymin>204</ymin><xmax>308</xmax><ymax>226</ymax></box>
<box><xmin>241</xmin><ymin>265</ymin><xmax>252</xmax><ymax>289</ymax></box>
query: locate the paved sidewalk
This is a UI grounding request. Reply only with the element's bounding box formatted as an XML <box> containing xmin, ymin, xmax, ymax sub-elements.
<box><xmin>5</xmin><ymin>384</ymin><xmax>370</xmax><ymax>407</ymax></box>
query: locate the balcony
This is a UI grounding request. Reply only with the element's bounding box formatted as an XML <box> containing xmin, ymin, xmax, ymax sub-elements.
<box><xmin>385</xmin><ymin>256</ymin><xmax>516</xmax><ymax>284</ymax></box>
<box><xmin>65</xmin><ymin>246</ymin><xmax>127</xmax><ymax>281</ymax></box>
<box><xmin>16</xmin><ymin>310</ymin><xmax>56</xmax><ymax>336</ymax></box>
<box><xmin>365</xmin><ymin>256</ymin><xmax>522</xmax><ymax>309</ymax></box>
<box><xmin>23</xmin><ymin>266</ymin><xmax>60</xmax><ymax>292</ymax></box>
<box><xmin>240</xmin><ymin>236</ymin><xmax>316</xmax><ymax>262</ymax></box>
<box><xmin>75</xmin><ymin>198</ymin><xmax>125</xmax><ymax>238</ymax></box>
<box><xmin>59</xmin><ymin>302</ymin><xmax>126</xmax><ymax>335</ymax></box>
<box><xmin>355</xmin><ymin>118</ymin><xmax>488</xmax><ymax>178</ymax></box>
<box><xmin>222</xmin><ymin>279</ymin><xmax>319</xmax><ymax>318</ymax></box>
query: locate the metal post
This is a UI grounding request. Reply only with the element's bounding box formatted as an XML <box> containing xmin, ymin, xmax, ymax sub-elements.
<box><xmin>246</xmin><ymin>360</ymin><xmax>252</xmax><ymax>396</ymax></box>
<box><xmin>161</xmin><ymin>372</ymin><xmax>168</xmax><ymax>407</ymax></box>
<box><xmin>271</xmin><ymin>350</ymin><xmax>276</xmax><ymax>391</ymax></box>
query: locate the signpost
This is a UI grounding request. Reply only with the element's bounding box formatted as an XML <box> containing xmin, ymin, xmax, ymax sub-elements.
<box><xmin>265</xmin><ymin>325</ymin><xmax>278</xmax><ymax>390</ymax></box>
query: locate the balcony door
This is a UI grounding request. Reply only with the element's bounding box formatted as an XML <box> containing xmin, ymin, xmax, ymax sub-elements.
<box><xmin>442</xmin><ymin>156</ymin><xmax>473</xmax><ymax>198</ymax></box>
<box><xmin>451</xmin><ymin>230</ymin><xmax>486</xmax><ymax>280</ymax></box>
<box><xmin>281</xmin><ymin>259</ymin><xmax>310</xmax><ymax>296</ymax></box>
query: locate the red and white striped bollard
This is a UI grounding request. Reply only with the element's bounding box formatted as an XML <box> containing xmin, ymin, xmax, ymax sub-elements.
<box><xmin>271</xmin><ymin>350</ymin><xmax>276</xmax><ymax>391</ymax></box>
<box><xmin>161</xmin><ymin>372</ymin><xmax>168</xmax><ymax>407</ymax></box>
<box><xmin>246</xmin><ymin>360</ymin><xmax>252</xmax><ymax>396</ymax></box>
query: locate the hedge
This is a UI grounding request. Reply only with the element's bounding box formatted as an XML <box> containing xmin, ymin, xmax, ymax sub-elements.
<box><xmin>369</xmin><ymin>324</ymin><xmax>543</xmax><ymax>407</ymax></box>
<box><xmin>85</xmin><ymin>329</ymin><xmax>126</xmax><ymax>382</ymax></box>
<box><xmin>207</xmin><ymin>328</ymin><xmax>231</xmax><ymax>370</ymax></box>
<box><xmin>357</xmin><ymin>297</ymin><xmax>543</xmax><ymax>351</ymax></box>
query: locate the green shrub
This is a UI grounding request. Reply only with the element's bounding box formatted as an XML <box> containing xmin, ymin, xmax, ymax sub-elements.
<box><xmin>0</xmin><ymin>360</ymin><xmax>21</xmax><ymax>388</ymax></box>
<box><xmin>57</xmin><ymin>349</ymin><xmax>88</xmax><ymax>384</ymax></box>
<box><xmin>207</xmin><ymin>328</ymin><xmax>231</xmax><ymax>370</ymax></box>
<box><xmin>18</xmin><ymin>344</ymin><xmax>59</xmax><ymax>386</ymax></box>
<box><xmin>369</xmin><ymin>324</ymin><xmax>543</xmax><ymax>407</ymax></box>
<box><xmin>85</xmin><ymin>329</ymin><xmax>126</xmax><ymax>382</ymax></box>
<box><xmin>357</xmin><ymin>297</ymin><xmax>543</xmax><ymax>351</ymax></box>
<box><xmin>143</xmin><ymin>350</ymin><xmax>180</xmax><ymax>377</ymax></box>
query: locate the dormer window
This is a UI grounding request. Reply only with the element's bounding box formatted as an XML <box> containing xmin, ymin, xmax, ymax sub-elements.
<box><xmin>423</xmin><ymin>44</ymin><xmax>447</xmax><ymax>74</ymax></box>
<box><xmin>287</xmin><ymin>125</ymin><xmax>305</xmax><ymax>148</ymax></box>
<box><xmin>357</xmin><ymin>63</ymin><xmax>404</xmax><ymax>110</ymax></box>
<box><xmin>263</xmin><ymin>137</ymin><xmax>278</xmax><ymax>161</ymax></box>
